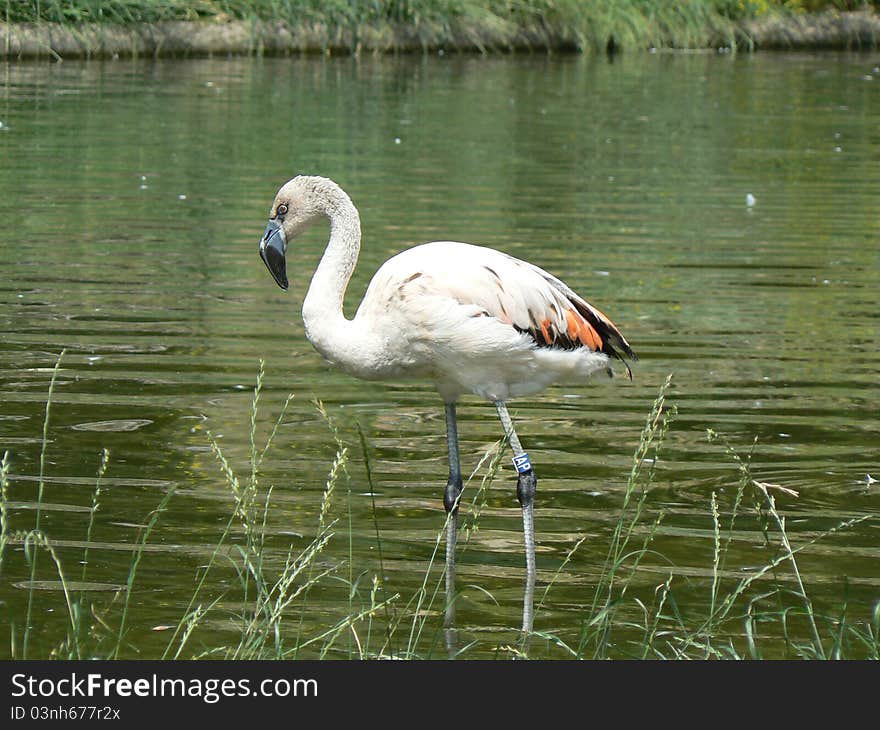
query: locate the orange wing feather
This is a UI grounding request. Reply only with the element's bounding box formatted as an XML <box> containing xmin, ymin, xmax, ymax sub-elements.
<box><xmin>518</xmin><ymin>295</ymin><xmax>635</xmax><ymax>378</ymax></box>
<box><xmin>539</xmin><ymin>318</ymin><xmax>552</xmax><ymax>345</ymax></box>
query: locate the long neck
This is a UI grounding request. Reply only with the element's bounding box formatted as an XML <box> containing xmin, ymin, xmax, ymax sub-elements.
<box><xmin>301</xmin><ymin>191</ymin><xmax>364</xmax><ymax>364</ymax></box>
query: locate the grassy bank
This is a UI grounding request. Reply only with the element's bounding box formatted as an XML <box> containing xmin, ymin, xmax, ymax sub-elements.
<box><xmin>2</xmin><ymin>1</ymin><xmax>880</xmax><ymax>58</ymax></box>
<box><xmin>1</xmin><ymin>355</ymin><xmax>877</xmax><ymax>660</ymax></box>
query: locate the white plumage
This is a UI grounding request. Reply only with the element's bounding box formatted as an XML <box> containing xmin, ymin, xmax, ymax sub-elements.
<box><xmin>353</xmin><ymin>240</ymin><xmax>624</xmax><ymax>401</ymax></box>
<box><xmin>258</xmin><ymin>175</ymin><xmax>636</xmax><ymax>640</ymax></box>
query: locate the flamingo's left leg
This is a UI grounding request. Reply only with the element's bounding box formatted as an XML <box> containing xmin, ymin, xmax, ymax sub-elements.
<box><xmin>494</xmin><ymin>401</ymin><xmax>536</xmax><ymax>639</ymax></box>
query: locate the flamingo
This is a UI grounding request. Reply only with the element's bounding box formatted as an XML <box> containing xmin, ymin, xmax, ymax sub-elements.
<box><xmin>258</xmin><ymin>175</ymin><xmax>636</xmax><ymax>638</ymax></box>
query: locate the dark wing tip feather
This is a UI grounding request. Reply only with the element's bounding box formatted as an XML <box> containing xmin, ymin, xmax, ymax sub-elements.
<box><xmin>535</xmin><ymin>268</ymin><xmax>636</xmax><ymax>370</ymax></box>
<box><xmin>569</xmin><ymin>298</ymin><xmax>637</xmax><ymax>370</ymax></box>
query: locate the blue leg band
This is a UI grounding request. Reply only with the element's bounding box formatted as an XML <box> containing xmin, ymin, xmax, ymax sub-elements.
<box><xmin>513</xmin><ymin>453</ymin><xmax>532</xmax><ymax>474</ymax></box>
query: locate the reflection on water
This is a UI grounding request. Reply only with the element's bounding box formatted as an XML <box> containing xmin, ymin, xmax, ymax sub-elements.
<box><xmin>0</xmin><ymin>52</ymin><xmax>878</xmax><ymax>658</ymax></box>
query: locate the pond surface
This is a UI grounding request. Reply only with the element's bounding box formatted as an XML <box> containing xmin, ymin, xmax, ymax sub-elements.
<box><xmin>0</xmin><ymin>51</ymin><xmax>878</xmax><ymax>659</ymax></box>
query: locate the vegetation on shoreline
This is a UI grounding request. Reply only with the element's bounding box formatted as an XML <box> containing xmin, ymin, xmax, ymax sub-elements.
<box><xmin>1</xmin><ymin>355</ymin><xmax>877</xmax><ymax>660</ymax></box>
<box><xmin>2</xmin><ymin>1</ymin><xmax>880</xmax><ymax>56</ymax></box>
<box><xmin>6</xmin><ymin>0</ymin><xmax>878</xmax><ymax>28</ymax></box>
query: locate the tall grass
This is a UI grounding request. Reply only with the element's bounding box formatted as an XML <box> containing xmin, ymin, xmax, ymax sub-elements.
<box><xmin>20</xmin><ymin>348</ymin><xmax>65</xmax><ymax>659</ymax></box>
<box><xmin>577</xmin><ymin>373</ymin><xmax>676</xmax><ymax>658</ymax></box>
<box><xmin>528</xmin><ymin>375</ymin><xmax>876</xmax><ymax>660</ymax></box>
<box><xmin>0</xmin><ymin>361</ymin><xmax>877</xmax><ymax>659</ymax></box>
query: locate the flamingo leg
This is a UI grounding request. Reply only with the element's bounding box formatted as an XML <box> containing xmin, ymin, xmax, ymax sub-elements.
<box><xmin>494</xmin><ymin>401</ymin><xmax>537</xmax><ymax>641</ymax></box>
<box><xmin>443</xmin><ymin>401</ymin><xmax>463</xmax><ymax>630</ymax></box>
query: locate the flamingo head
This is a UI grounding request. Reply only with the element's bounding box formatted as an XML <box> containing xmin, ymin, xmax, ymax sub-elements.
<box><xmin>259</xmin><ymin>176</ymin><xmax>327</xmax><ymax>291</ymax></box>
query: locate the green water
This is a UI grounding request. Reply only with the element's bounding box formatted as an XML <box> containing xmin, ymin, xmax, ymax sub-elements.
<box><xmin>0</xmin><ymin>52</ymin><xmax>878</xmax><ymax>659</ymax></box>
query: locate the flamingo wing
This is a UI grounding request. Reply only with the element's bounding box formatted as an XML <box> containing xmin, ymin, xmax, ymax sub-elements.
<box><xmin>367</xmin><ymin>242</ymin><xmax>636</xmax><ymax>376</ymax></box>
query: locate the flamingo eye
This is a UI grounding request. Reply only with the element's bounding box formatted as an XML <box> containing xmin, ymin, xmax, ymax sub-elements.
<box><xmin>276</xmin><ymin>203</ymin><xmax>288</xmax><ymax>217</ymax></box>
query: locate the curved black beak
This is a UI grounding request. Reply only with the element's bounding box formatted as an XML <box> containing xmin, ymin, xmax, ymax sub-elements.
<box><xmin>259</xmin><ymin>219</ymin><xmax>288</xmax><ymax>290</ymax></box>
